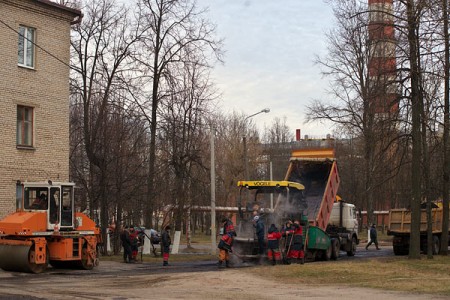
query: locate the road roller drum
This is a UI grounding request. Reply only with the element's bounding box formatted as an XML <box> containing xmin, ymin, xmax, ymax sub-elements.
<box><xmin>0</xmin><ymin>243</ymin><xmax>48</xmax><ymax>273</ymax></box>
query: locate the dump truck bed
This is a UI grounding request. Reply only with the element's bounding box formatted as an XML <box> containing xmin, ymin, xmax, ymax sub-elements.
<box><xmin>284</xmin><ymin>148</ymin><xmax>339</xmax><ymax>231</ymax></box>
<box><xmin>388</xmin><ymin>208</ymin><xmax>448</xmax><ymax>234</ymax></box>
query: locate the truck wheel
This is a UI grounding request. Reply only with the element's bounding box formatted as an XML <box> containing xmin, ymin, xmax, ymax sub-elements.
<box><xmin>432</xmin><ymin>236</ymin><xmax>440</xmax><ymax>255</ymax></box>
<box><xmin>324</xmin><ymin>244</ymin><xmax>332</xmax><ymax>261</ymax></box>
<box><xmin>77</xmin><ymin>239</ymin><xmax>97</xmax><ymax>270</ymax></box>
<box><xmin>393</xmin><ymin>246</ymin><xmax>402</xmax><ymax>255</ymax></box>
<box><xmin>346</xmin><ymin>237</ymin><xmax>356</xmax><ymax>256</ymax></box>
<box><xmin>393</xmin><ymin>245</ymin><xmax>408</xmax><ymax>255</ymax></box>
<box><xmin>331</xmin><ymin>239</ymin><xmax>340</xmax><ymax>260</ymax></box>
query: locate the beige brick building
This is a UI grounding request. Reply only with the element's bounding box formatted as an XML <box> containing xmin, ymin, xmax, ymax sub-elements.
<box><xmin>0</xmin><ymin>0</ymin><xmax>81</xmax><ymax>219</ymax></box>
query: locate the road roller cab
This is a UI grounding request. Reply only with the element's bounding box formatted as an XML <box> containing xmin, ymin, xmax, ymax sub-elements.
<box><xmin>15</xmin><ymin>182</ymin><xmax>76</xmax><ymax>232</ymax></box>
<box><xmin>0</xmin><ymin>181</ymin><xmax>100</xmax><ymax>273</ymax></box>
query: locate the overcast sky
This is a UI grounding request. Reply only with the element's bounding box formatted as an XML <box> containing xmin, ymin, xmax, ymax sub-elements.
<box><xmin>196</xmin><ymin>0</ymin><xmax>335</xmax><ymax>138</ymax></box>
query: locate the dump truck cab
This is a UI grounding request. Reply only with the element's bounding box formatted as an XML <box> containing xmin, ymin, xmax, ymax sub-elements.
<box><xmin>328</xmin><ymin>200</ymin><xmax>358</xmax><ymax>232</ymax></box>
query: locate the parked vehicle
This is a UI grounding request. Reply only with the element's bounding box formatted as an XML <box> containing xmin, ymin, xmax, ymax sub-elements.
<box><xmin>387</xmin><ymin>203</ymin><xmax>450</xmax><ymax>255</ymax></box>
<box><xmin>0</xmin><ymin>181</ymin><xmax>101</xmax><ymax>273</ymax></box>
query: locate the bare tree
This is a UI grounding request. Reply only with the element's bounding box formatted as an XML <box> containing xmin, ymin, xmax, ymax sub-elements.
<box><xmin>405</xmin><ymin>0</ymin><xmax>421</xmax><ymax>259</ymax></box>
<box><xmin>56</xmin><ymin>0</ymin><xmax>81</xmax><ymax>9</ymax></box>
<box><xmin>133</xmin><ymin>0</ymin><xmax>223</xmax><ymax>228</ymax></box>
<box><xmin>159</xmin><ymin>57</ymin><xmax>215</xmax><ymax>232</ymax></box>
<box><xmin>440</xmin><ymin>0</ymin><xmax>449</xmax><ymax>256</ymax></box>
<box><xmin>263</xmin><ymin>117</ymin><xmax>292</xmax><ymax>145</ymax></box>
<box><xmin>379</xmin><ymin>0</ymin><xmax>447</xmax><ymax>257</ymax></box>
<box><xmin>205</xmin><ymin>112</ymin><xmax>262</xmax><ymax>207</ymax></box>
<box><xmin>70</xmin><ymin>0</ymin><xmax>143</xmax><ymax>251</ymax></box>
<box><xmin>312</xmin><ymin>1</ymin><xmax>450</xmax><ymax>260</ymax></box>
<box><xmin>261</xmin><ymin>117</ymin><xmax>292</xmax><ymax>181</ymax></box>
<box><xmin>308</xmin><ymin>0</ymin><xmax>404</xmax><ymax>226</ymax></box>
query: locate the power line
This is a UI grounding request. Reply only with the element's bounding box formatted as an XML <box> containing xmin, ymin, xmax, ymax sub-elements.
<box><xmin>0</xmin><ymin>18</ymin><xmax>82</xmax><ymax>74</ymax></box>
<box><xmin>0</xmin><ymin>16</ymin><xmax>135</xmax><ymax>100</ymax></box>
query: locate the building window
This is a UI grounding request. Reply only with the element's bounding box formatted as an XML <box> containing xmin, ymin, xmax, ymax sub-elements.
<box><xmin>17</xmin><ymin>105</ymin><xmax>34</xmax><ymax>147</ymax></box>
<box><xmin>18</xmin><ymin>26</ymin><xmax>35</xmax><ymax>68</ymax></box>
<box><xmin>16</xmin><ymin>183</ymin><xmax>23</xmax><ymax>209</ymax></box>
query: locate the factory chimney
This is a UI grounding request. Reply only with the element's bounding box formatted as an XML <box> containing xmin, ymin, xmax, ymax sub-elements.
<box><xmin>368</xmin><ymin>0</ymin><xmax>398</xmax><ymax>116</ymax></box>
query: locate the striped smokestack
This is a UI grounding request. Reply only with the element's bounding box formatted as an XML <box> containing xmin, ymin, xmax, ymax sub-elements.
<box><xmin>368</xmin><ymin>0</ymin><xmax>398</xmax><ymax>115</ymax></box>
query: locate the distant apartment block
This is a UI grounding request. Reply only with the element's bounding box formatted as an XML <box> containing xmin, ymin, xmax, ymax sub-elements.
<box><xmin>0</xmin><ymin>0</ymin><xmax>81</xmax><ymax>218</ymax></box>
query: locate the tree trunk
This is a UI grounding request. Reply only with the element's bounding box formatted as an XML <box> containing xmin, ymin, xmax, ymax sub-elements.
<box><xmin>407</xmin><ymin>0</ymin><xmax>422</xmax><ymax>259</ymax></box>
<box><xmin>441</xmin><ymin>0</ymin><xmax>450</xmax><ymax>256</ymax></box>
<box><xmin>421</xmin><ymin>83</ymin><xmax>432</xmax><ymax>259</ymax></box>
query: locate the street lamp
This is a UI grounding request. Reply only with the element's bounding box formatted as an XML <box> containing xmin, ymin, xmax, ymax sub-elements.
<box><xmin>244</xmin><ymin>108</ymin><xmax>270</xmax><ymax>122</ymax></box>
<box><xmin>243</xmin><ymin>108</ymin><xmax>270</xmax><ymax>183</ymax></box>
<box><xmin>211</xmin><ymin>108</ymin><xmax>269</xmax><ymax>255</ymax></box>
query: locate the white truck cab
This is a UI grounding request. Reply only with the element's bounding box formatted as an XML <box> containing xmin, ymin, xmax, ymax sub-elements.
<box><xmin>329</xmin><ymin>202</ymin><xmax>359</xmax><ymax>232</ymax></box>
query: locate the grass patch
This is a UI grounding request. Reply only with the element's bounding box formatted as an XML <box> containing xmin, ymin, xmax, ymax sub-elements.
<box><xmin>103</xmin><ymin>233</ymin><xmax>449</xmax><ymax>296</ymax></box>
<box><xmin>179</xmin><ymin>232</ymin><xmax>213</xmax><ymax>244</ymax></box>
<box><xmin>246</xmin><ymin>255</ymin><xmax>450</xmax><ymax>296</ymax></box>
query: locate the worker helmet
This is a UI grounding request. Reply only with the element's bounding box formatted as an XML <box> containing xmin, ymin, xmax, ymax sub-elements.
<box><xmin>253</xmin><ymin>215</ymin><xmax>259</xmax><ymax>222</ymax></box>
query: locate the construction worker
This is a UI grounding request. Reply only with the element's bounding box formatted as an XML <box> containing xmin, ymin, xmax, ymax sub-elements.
<box><xmin>161</xmin><ymin>225</ymin><xmax>172</xmax><ymax>266</ymax></box>
<box><xmin>129</xmin><ymin>226</ymin><xmax>139</xmax><ymax>262</ymax></box>
<box><xmin>366</xmin><ymin>224</ymin><xmax>380</xmax><ymax>250</ymax></box>
<box><xmin>289</xmin><ymin>220</ymin><xmax>305</xmax><ymax>264</ymax></box>
<box><xmin>120</xmin><ymin>225</ymin><xmax>132</xmax><ymax>263</ymax></box>
<box><xmin>267</xmin><ymin>224</ymin><xmax>282</xmax><ymax>265</ymax></box>
<box><xmin>49</xmin><ymin>190</ymin><xmax>58</xmax><ymax>223</ymax></box>
<box><xmin>281</xmin><ymin>220</ymin><xmax>294</xmax><ymax>264</ymax></box>
<box><xmin>31</xmin><ymin>193</ymin><xmax>48</xmax><ymax>209</ymax></box>
<box><xmin>253</xmin><ymin>215</ymin><xmax>265</xmax><ymax>264</ymax></box>
<box><xmin>217</xmin><ymin>216</ymin><xmax>236</xmax><ymax>268</ymax></box>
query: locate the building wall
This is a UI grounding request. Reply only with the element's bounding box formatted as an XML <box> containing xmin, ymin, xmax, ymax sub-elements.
<box><xmin>0</xmin><ymin>0</ymin><xmax>77</xmax><ymax>218</ymax></box>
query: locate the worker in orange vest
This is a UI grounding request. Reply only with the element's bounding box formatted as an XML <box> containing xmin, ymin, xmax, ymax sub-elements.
<box><xmin>129</xmin><ymin>226</ymin><xmax>139</xmax><ymax>262</ymax></box>
<box><xmin>288</xmin><ymin>220</ymin><xmax>305</xmax><ymax>264</ymax></box>
<box><xmin>217</xmin><ymin>217</ymin><xmax>236</xmax><ymax>268</ymax></box>
<box><xmin>161</xmin><ymin>225</ymin><xmax>172</xmax><ymax>266</ymax></box>
<box><xmin>267</xmin><ymin>224</ymin><xmax>282</xmax><ymax>265</ymax></box>
<box><xmin>281</xmin><ymin>220</ymin><xmax>294</xmax><ymax>264</ymax></box>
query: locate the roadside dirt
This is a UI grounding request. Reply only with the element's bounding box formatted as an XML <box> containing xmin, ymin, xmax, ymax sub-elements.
<box><xmin>120</xmin><ymin>269</ymin><xmax>448</xmax><ymax>300</ymax></box>
<box><xmin>0</xmin><ymin>261</ymin><xmax>448</xmax><ymax>300</ymax></box>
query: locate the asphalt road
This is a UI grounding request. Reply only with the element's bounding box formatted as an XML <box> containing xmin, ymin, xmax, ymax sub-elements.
<box><xmin>0</xmin><ymin>244</ymin><xmax>410</xmax><ymax>300</ymax></box>
<box><xmin>343</xmin><ymin>243</ymin><xmax>394</xmax><ymax>259</ymax></box>
<box><xmin>0</xmin><ymin>244</ymin><xmax>394</xmax><ymax>277</ymax></box>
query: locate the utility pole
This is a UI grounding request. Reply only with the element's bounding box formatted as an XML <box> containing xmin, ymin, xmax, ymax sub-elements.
<box><xmin>210</xmin><ymin>126</ymin><xmax>216</xmax><ymax>255</ymax></box>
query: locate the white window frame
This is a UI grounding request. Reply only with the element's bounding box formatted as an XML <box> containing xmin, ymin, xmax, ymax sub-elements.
<box><xmin>18</xmin><ymin>25</ymin><xmax>35</xmax><ymax>69</ymax></box>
